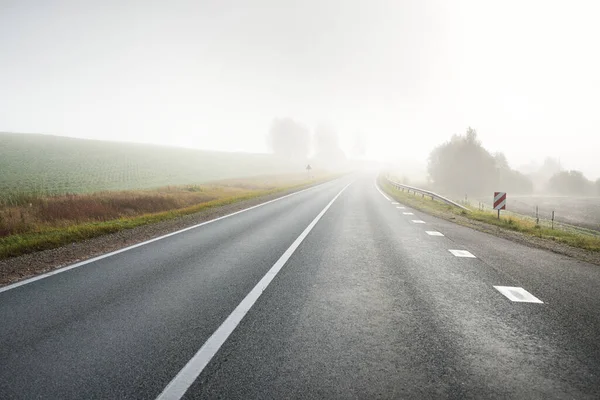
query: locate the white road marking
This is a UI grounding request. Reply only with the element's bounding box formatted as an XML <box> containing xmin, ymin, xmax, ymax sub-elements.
<box><xmin>396</xmin><ymin>206</ymin><xmax>406</xmax><ymax>209</ymax></box>
<box><xmin>391</xmin><ymin>202</ymin><xmax>399</xmax><ymax>205</ymax></box>
<box><xmin>494</xmin><ymin>286</ymin><xmax>543</xmax><ymax>303</ymax></box>
<box><xmin>374</xmin><ymin>183</ymin><xmax>391</xmax><ymax>201</ymax></box>
<box><xmin>426</xmin><ymin>231</ymin><xmax>444</xmax><ymax>236</ymax></box>
<box><xmin>0</xmin><ymin>181</ymin><xmax>334</xmax><ymax>294</ymax></box>
<box><xmin>412</xmin><ymin>220</ymin><xmax>426</xmax><ymax>224</ymax></box>
<box><xmin>449</xmin><ymin>249</ymin><xmax>476</xmax><ymax>258</ymax></box>
<box><xmin>403</xmin><ymin>212</ymin><xmax>414</xmax><ymax>215</ymax></box>
<box><xmin>155</xmin><ymin>182</ymin><xmax>353</xmax><ymax>400</ymax></box>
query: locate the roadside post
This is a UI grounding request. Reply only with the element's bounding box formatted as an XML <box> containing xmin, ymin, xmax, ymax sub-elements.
<box><xmin>494</xmin><ymin>192</ymin><xmax>507</xmax><ymax>219</ymax></box>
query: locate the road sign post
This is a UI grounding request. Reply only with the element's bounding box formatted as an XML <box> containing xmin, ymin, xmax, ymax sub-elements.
<box><xmin>493</xmin><ymin>192</ymin><xmax>507</xmax><ymax>219</ymax></box>
<box><xmin>306</xmin><ymin>164</ymin><xmax>312</xmax><ymax>179</ymax></box>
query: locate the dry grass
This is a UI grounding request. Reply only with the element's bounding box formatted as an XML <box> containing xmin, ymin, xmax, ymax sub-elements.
<box><xmin>0</xmin><ymin>173</ymin><xmax>334</xmax><ymax>259</ymax></box>
<box><xmin>1</xmin><ymin>188</ymin><xmax>219</xmax><ymax>236</ymax></box>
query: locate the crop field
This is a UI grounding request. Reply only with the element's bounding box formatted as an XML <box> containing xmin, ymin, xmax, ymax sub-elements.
<box><xmin>0</xmin><ymin>133</ymin><xmax>304</xmax><ymax>203</ymax></box>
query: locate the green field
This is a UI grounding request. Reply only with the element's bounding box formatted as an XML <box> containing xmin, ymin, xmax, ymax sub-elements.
<box><xmin>0</xmin><ymin>133</ymin><xmax>303</xmax><ymax>203</ymax></box>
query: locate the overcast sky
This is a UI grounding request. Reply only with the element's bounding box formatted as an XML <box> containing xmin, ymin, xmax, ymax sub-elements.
<box><xmin>1</xmin><ymin>0</ymin><xmax>599</xmax><ymax>178</ymax></box>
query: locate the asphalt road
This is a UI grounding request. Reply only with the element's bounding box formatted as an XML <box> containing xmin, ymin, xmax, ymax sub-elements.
<box><xmin>1</xmin><ymin>174</ymin><xmax>600</xmax><ymax>399</ymax></box>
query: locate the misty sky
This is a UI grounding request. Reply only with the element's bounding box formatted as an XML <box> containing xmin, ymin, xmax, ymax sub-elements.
<box><xmin>1</xmin><ymin>0</ymin><xmax>599</xmax><ymax>179</ymax></box>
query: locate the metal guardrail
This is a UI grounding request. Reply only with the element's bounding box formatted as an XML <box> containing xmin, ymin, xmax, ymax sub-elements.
<box><xmin>385</xmin><ymin>177</ymin><xmax>470</xmax><ymax>212</ymax></box>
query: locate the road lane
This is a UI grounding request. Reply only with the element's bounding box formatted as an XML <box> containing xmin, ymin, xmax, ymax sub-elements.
<box><xmin>185</xmin><ymin>176</ymin><xmax>600</xmax><ymax>399</ymax></box>
<box><xmin>156</xmin><ymin>182</ymin><xmax>353</xmax><ymax>400</ymax></box>
<box><xmin>0</xmin><ymin>177</ymin><xmax>353</xmax><ymax>399</ymax></box>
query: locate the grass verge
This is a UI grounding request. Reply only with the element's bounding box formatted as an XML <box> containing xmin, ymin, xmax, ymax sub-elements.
<box><xmin>0</xmin><ymin>175</ymin><xmax>334</xmax><ymax>260</ymax></box>
<box><xmin>379</xmin><ymin>177</ymin><xmax>600</xmax><ymax>252</ymax></box>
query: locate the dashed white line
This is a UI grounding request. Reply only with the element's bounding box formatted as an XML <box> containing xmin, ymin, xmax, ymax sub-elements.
<box><xmin>426</xmin><ymin>231</ymin><xmax>444</xmax><ymax>236</ymax></box>
<box><xmin>396</xmin><ymin>206</ymin><xmax>406</xmax><ymax>209</ymax></box>
<box><xmin>449</xmin><ymin>249</ymin><xmax>476</xmax><ymax>258</ymax></box>
<box><xmin>156</xmin><ymin>182</ymin><xmax>353</xmax><ymax>400</ymax></box>
<box><xmin>494</xmin><ymin>286</ymin><xmax>543</xmax><ymax>303</ymax></box>
<box><xmin>391</xmin><ymin>202</ymin><xmax>399</xmax><ymax>205</ymax></box>
<box><xmin>375</xmin><ymin>183</ymin><xmax>391</xmax><ymax>201</ymax></box>
<box><xmin>403</xmin><ymin>212</ymin><xmax>414</xmax><ymax>215</ymax></box>
<box><xmin>412</xmin><ymin>220</ymin><xmax>426</xmax><ymax>224</ymax></box>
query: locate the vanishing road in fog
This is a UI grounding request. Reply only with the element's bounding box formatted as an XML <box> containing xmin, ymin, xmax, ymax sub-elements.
<box><xmin>1</xmin><ymin>175</ymin><xmax>599</xmax><ymax>399</ymax></box>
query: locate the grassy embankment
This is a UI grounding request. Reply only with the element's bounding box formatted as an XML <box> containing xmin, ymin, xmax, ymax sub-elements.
<box><xmin>379</xmin><ymin>177</ymin><xmax>600</xmax><ymax>252</ymax></box>
<box><xmin>0</xmin><ymin>175</ymin><xmax>333</xmax><ymax>260</ymax></box>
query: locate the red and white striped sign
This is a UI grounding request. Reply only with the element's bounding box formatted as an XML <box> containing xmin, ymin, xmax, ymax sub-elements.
<box><xmin>494</xmin><ymin>192</ymin><xmax>507</xmax><ymax>210</ymax></box>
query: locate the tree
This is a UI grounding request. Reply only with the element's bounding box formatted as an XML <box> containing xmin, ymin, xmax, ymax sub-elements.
<box><xmin>494</xmin><ymin>152</ymin><xmax>510</xmax><ymax>170</ymax></box>
<box><xmin>428</xmin><ymin>128</ymin><xmax>498</xmax><ymax>196</ymax></box>
<box><xmin>501</xmin><ymin>170</ymin><xmax>534</xmax><ymax>194</ymax></box>
<box><xmin>313</xmin><ymin>124</ymin><xmax>346</xmax><ymax>168</ymax></box>
<box><xmin>428</xmin><ymin>128</ymin><xmax>533</xmax><ymax>196</ymax></box>
<box><xmin>540</xmin><ymin>157</ymin><xmax>562</xmax><ymax>178</ymax></box>
<box><xmin>352</xmin><ymin>132</ymin><xmax>367</xmax><ymax>157</ymax></box>
<box><xmin>548</xmin><ymin>171</ymin><xmax>593</xmax><ymax>195</ymax></box>
<box><xmin>267</xmin><ymin>118</ymin><xmax>310</xmax><ymax>161</ymax></box>
<box><xmin>495</xmin><ymin>152</ymin><xmax>533</xmax><ymax>193</ymax></box>
<box><xmin>465</xmin><ymin>126</ymin><xmax>479</xmax><ymax>145</ymax></box>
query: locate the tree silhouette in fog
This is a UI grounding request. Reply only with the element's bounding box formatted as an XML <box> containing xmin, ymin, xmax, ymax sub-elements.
<box><xmin>428</xmin><ymin>127</ymin><xmax>533</xmax><ymax>197</ymax></box>
<box><xmin>313</xmin><ymin>124</ymin><xmax>346</xmax><ymax>169</ymax></box>
<box><xmin>547</xmin><ymin>171</ymin><xmax>594</xmax><ymax>195</ymax></box>
<box><xmin>267</xmin><ymin>118</ymin><xmax>310</xmax><ymax>161</ymax></box>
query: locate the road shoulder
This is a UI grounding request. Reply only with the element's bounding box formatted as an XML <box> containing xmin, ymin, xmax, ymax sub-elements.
<box><xmin>379</xmin><ymin>179</ymin><xmax>600</xmax><ymax>266</ymax></box>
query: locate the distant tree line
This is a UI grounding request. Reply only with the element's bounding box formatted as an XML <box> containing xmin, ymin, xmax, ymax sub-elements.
<box><xmin>528</xmin><ymin>158</ymin><xmax>599</xmax><ymax>196</ymax></box>
<box><xmin>266</xmin><ymin>118</ymin><xmax>351</xmax><ymax>169</ymax></box>
<box><xmin>428</xmin><ymin>127</ymin><xmax>600</xmax><ymax>197</ymax></box>
<box><xmin>547</xmin><ymin>171</ymin><xmax>599</xmax><ymax>196</ymax></box>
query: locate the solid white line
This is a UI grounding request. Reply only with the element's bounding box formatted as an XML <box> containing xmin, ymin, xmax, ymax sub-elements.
<box><xmin>494</xmin><ymin>286</ymin><xmax>543</xmax><ymax>303</ymax></box>
<box><xmin>374</xmin><ymin>182</ymin><xmax>391</xmax><ymax>201</ymax></box>
<box><xmin>0</xmin><ymin>181</ymin><xmax>334</xmax><ymax>294</ymax></box>
<box><xmin>155</xmin><ymin>182</ymin><xmax>352</xmax><ymax>400</ymax></box>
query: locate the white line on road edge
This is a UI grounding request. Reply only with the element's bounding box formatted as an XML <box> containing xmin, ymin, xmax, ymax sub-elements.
<box><xmin>412</xmin><ymin>220</ymin><xmax>426</xmax><ymax>224</ymax></box>
<box><xmin>426</xmin><ymin>231</ymin><xmax>444</xmax><ymax>236</ymax></box>
<box><xmin>403</xmin><ymin>212</ymin><xmax>414</xmax><ymax>215</ymax></box>
<box><xmin>449</xmin><ymin>249</ymin><xmax>476</xmax><ymax>258</ymax></box>
<box><xmin>494</xmin><ymin>286</ymin><xmax>543</xmax><ymax>303</ymax></box>
<box><xmin>374</xmin><ymin>182</ymin><xmax>391</xmax><ymax>201</ymax></box>
<box><xmin>155</xmin><ymin>182</ymin><xmax>353</xmax><ymax>400</ymax></box>
<box><xmin>0</xmin><ymin>181</ymin><xmax>335</xmax><ymax>295</ymax></box>
<box><xmin>396</xmin><ymin>206</ymin><xmax>406</xmax><ymax>209</ymax></box>
<box><xmin>391</xmin><ymin>202</ymin><xmax>399</xmax><ymax>205</ymax></box>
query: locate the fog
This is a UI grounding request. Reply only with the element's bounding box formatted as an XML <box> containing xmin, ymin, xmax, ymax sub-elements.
<box><xmin>2</xmin><ymin>0</ymin><xmax>600</xmax><ymax>179</ymax></box>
